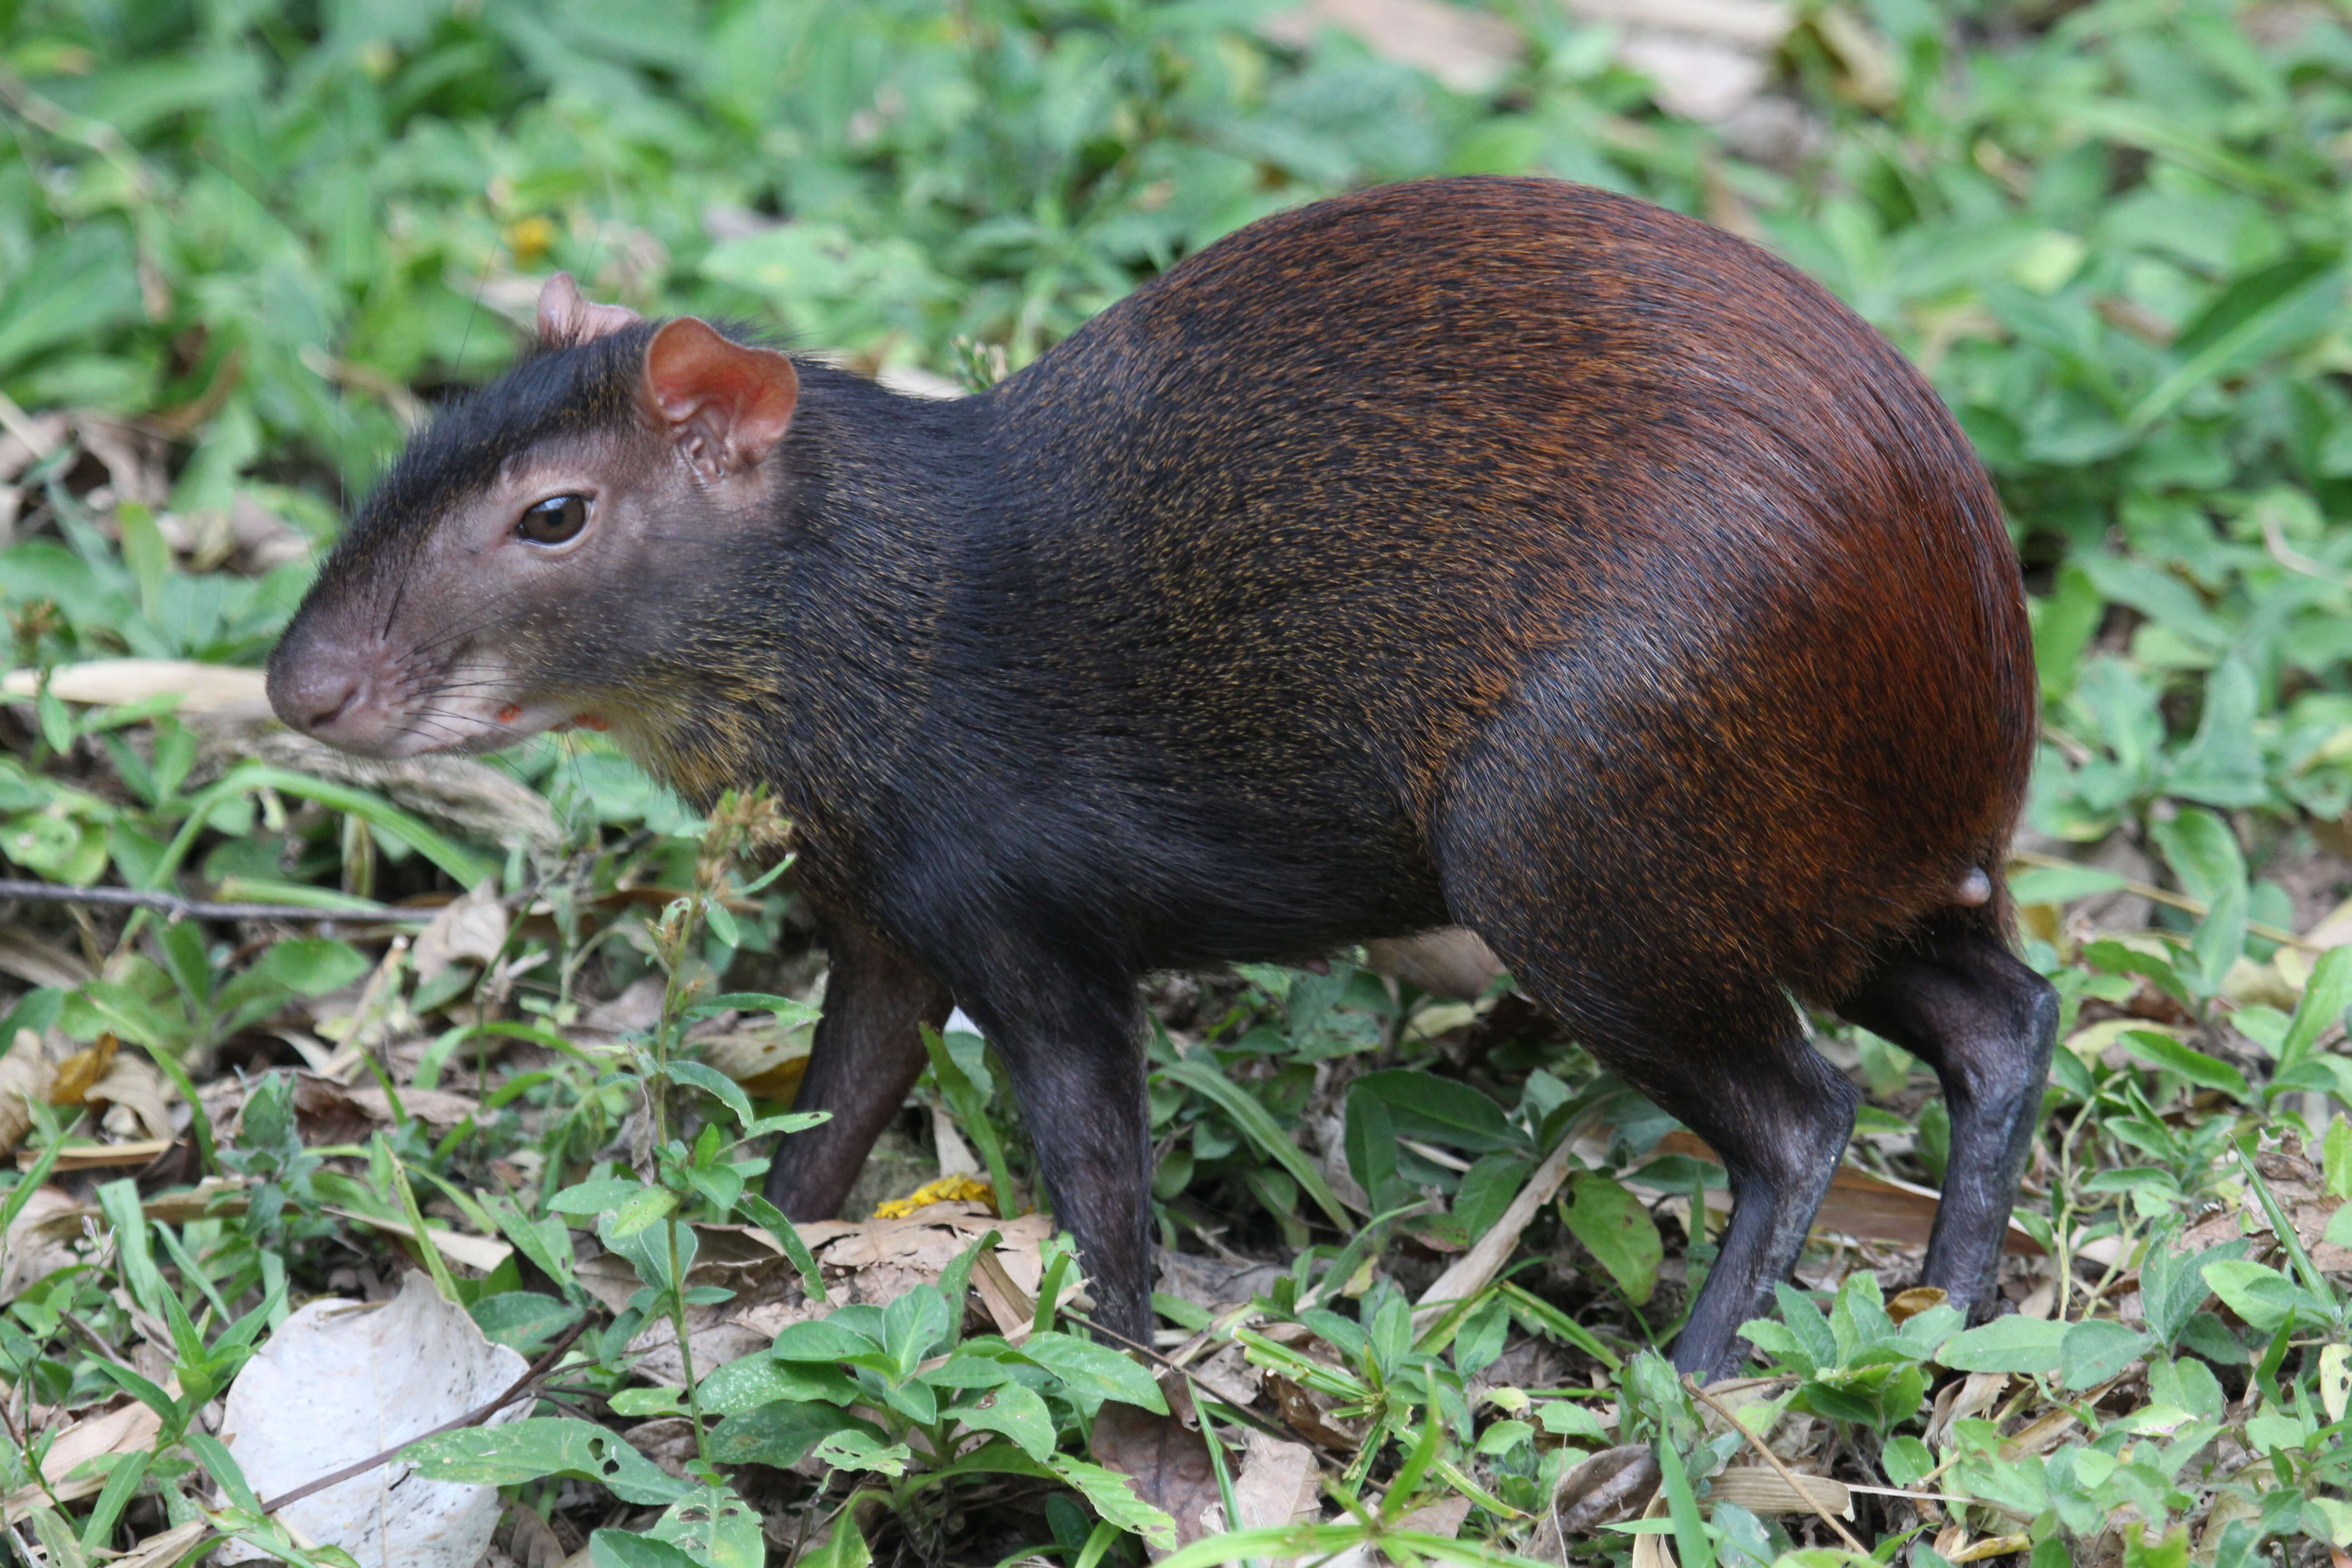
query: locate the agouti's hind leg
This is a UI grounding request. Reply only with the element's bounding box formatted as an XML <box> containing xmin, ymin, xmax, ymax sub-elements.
<box><xmin>1475</xmin><ymin>944</ymin><xmax>1859</xmax><ymax>1380</ymax></box>
<box><xmin>763</xmin><ymin>920</ymin><xmax>954</xmax><ymax>1221</ymax></box>
<box><xmin>1834</xmin><ymin>916</ymin><xmax>2057</xmax><ymax>1322</ymax></box>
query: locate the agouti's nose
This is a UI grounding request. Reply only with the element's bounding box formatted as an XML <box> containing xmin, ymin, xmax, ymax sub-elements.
<box><xmin>268</xmin><ymin>658</ymin><xmax>373</xmax><ymax>740</ymax></box>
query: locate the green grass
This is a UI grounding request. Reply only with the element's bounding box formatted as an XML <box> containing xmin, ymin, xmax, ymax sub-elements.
<box><xmin>3</xmin><ymin>1</ymin><xmax>2352</xmax><ymax>1564</ymax></box>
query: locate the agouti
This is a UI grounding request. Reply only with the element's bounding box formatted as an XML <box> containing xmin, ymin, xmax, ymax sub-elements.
<box><xmin>268</xmin><ymin>176</ymin><xmax>2056</xmax><ymax>1378</ymax></box>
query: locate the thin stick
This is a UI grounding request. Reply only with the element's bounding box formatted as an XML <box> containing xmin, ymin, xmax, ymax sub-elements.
<box><xmin>1681</xmin><ymin>1373</ymin><xmax>1867</xmax><ymax>1555</ymax></box>
<box><xmin>255</xmin><ymin>1315</ymin><xmax>590</xmax><ymax>1515</ymax></box>
<box><xmin>0</xmin><ymin>879</ymin><xmax>425</xmax><ymax>924</ymax></box>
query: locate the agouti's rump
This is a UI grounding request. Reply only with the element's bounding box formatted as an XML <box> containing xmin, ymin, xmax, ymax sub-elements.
<box><xmin>269</xmin><ymin>177</ymin><xmax>2054</xmax><ymax>1379</ymax></box>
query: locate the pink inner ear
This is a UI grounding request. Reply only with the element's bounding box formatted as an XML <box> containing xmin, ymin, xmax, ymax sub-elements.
<box><xmin>644</xmin><ymin>318</ymin><xmax>799</xmax><ymax>466</ymax></box>
<box><xmin>536</xmin><ymin>272</ymin><xmax>642</xmax><ymax>346</ymax></box>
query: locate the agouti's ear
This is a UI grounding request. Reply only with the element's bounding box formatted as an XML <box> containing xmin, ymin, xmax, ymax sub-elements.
<box><xmin>643</xmin><ymin>317</ymin><xmax>799</xmax><ymax>474</ymax></box>
<box><xmin>537</xmin><ymin>272</ymin><xmax>642</xmax><ymax>347</ymax></box>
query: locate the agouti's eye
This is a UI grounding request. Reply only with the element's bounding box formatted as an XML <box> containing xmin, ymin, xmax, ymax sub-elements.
<box><xmin>516</xmin><ymin>494</ymin><xmax>588</xmax><ymax>545</ymax></box>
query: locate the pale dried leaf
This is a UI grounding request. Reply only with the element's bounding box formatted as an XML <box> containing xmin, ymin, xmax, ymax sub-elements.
<box><xmin>0</xmin><ymin>930</ymin><xmax>90</xmax><ymax>991</ymax></box>
<box><xmin>0</xmin><ymin>1032</ymin><xmax>56</xmax><ymax>1155</ymax></box>
<box><xmin>1261</xmin><ymin>0</ymin><xmax>1520</xmax><ymax>93</ymax></box>
<box><xmin>411</xmin><ymin>882</ymin><xmax>509</xmax><ymax>984</ymax></box>
<box><xmin>321</xmin><ymin>1209</ymin><xmax>512</xmax><ymax>1274</ymax></box>
<box><xmin>1706</xmin><ymin>1465</ymin><xmax>1852</xmax><ymax>1518</ymax></box>
<box><xmin>219</xmin><ymin>1272</ymin><xmax>529</xmax><ymax>1568</ymax></box>
<box><xmin>86</xmin><ymin>1052</ymin><xmax>174</xmax><ymax>1142</ymax></box>
<box><xmin>1</xmin><ymin>659</ymin><xmax>270</xmax><ymax>719</ymax></box>
<box><xmin>1233</xmin><ymin>1429</ymin><xmax>1319</xmax><ymax>1530</ymax></box>
<box><xmin>1</xmin><ymin>1185</ymin><xmax>84</xmax><ymax>1302</ymax></box>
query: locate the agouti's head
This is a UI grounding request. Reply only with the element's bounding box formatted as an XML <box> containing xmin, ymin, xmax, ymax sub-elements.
<box><xmin>267</xmin><ymin>275</ymin><xmax>800</xmax><ymax>760</ymax></box>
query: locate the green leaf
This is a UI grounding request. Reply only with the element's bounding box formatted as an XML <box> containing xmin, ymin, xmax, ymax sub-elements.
<box><xmin>405</xmin><ymin>1417</ymin><xmax>691</xmax><ymax>1505</ymax></box>
<box><xmin>708</xmin><ymin>1400</ymin><xmax>877</xmax><ymax>1468</ymax></box>
<box><xmin>1014</xmin><ymin>1331</ymin><xmax>1168</xmax><ymax>1413</ymax></box>
<box><xmin>2324</xmin><ymin>1117</ymin><xmax>2352</xmax><ymax>1201</ymax></box>
<box><xmin>770</xmin><ymin>1319</ymin><xmax>884</xmax><ymax>1362</ymax></box>
<box><xmin>468</xmin><ymin>1292</ymin><xmax>583</xmax><ymax>1354</ymax></box>
<box><xmin>605</xmin><ymin>1185</ymin><xmax>681</xmax><ymax>1240</ymax></box>
<box><xmin>1156</xmin><ymin>1054</ymin><xmax>1353</xmax><ymax>1228</ymax></box>
<box><xmin>2058</xmin><ymin>1319</ymin><xmax>2153</xmax><ymax>1391</ymax></box>
<box><xmin>2150</xmin><ymin>807</ymin><xmax>2246</xmax><ymax>907</ymax></box>
<box><xmin>2282</xmin><ymin>951</ymin><xmax>2352</xmax><ymax>1068</ymax></box>
<box><xmin>688</xmin><ymin>993</ymin><xmax>823</xmax><ymax>1027</ymax></box>
<box><xmin>952</xmin><ymin>1380</ymin><xmax>1058</xmax><ymax>1461</ymax></box>
<box><xmin>2120</xmin><ymin>1031</ymin><xmax>2250</xmax><ymax>1101</ymax></box>
<box><xmin>737</xmin><ymin>1192</ymin><xmax>828</xmax><ymax>1303</ymax></box>
<box><xmin>810</xmin><ymin>1429</ymin><xmax>912</xmax><ymax>1476</ymax></box>
<box><xmin>1347</xmin><ymin>1069</ymin><xmax>1524</xmax><ymax>1152</ymax></box>
<box><xmin>651</xmin><ymin>1486</ymin><xmax>763</xmax><ymax>1568</ymax></box>
<box><xmin>883</xmin><ymin>1286</ymin><xmax>953</xmax><ymax>1375</ymax></box>
<box><xmin>549</xmin><ymin>1179</ymin><xmax>648</xmax><ymax>1215</ymax></box>
<box><xmin>1563</xmin><ymin>1174</ymin><xmax>1661</xmax><ymax>1306</ymax></box>
<box><xmin>797</xmin><ymin>1517</ymin><xmax>871</xmax><ymax>1568</ymax></box>
<box><xmin>590</xmin><ymin>1533</ymin><xmax>701</xmax><ymax>1568</ymax></box>
<box><xmin>669</xmin><ymin>1059</ymin><xmax>755</xmax><ymax>1130</ymax></box>
<box><xmin>1047</xmin><ymin>1455</ymin><xmax>1178</xmax><ymax>1549</ymax></box>
<box><xmin>1937</xmin><ymin>1315</ymin><xmax>2068</xmax><ymax>1374</ymax></box>
<box><xmin>702</xmin><ymin>1353</ymin><xmax>860</xmax><ymax>1414</ymax></box>
<box><xmin>2202</xmin><ymin>1260</ymin><xmax>2324</xmax><ymax>1333</ymax></box>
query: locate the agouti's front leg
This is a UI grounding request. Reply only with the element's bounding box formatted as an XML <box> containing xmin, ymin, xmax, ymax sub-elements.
<box><xmin>763</xmin><ymin>920</ymin><xmax>953</xmax><ymax>1221</ymax></box>
<box><xmin>953</xmin><ymin>976</ymin><xmax>1157</xmax><ymax>1348</ymax></box>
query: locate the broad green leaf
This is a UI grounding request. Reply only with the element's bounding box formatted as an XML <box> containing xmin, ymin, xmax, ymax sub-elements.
<box><xmin>2059</xmin><ymin>1319</ymin><xmax>2153</xmax><ymax>1391</ymax></box>
<box><xmin>1047</xmin><ymin>1455</ymin><xmax>1178</xmax><ymax>1549</ymax></box>
<box><xmin>1937</xmin><ymin>1315</ymin><xmax>2068</xmax><ymax>1374</ymax></box>
<box><xmin>952</xmin><ymin>1380</ymin><xmax>1057</xmax><ymax>1460</ymax></box>
<box><xmin>590</xmin><ymin>1533</ymin><xmax>699</xmax><ymax>1568</ymax></box>
<box><xmin>2202</xmin><ymin>1260</ymin><xmax>2324</xmax><ymax>1333</ymax></box>
<box><xmin>406</xmin><ymin>1417</ymin><xmax>689</xmax><ymax>1505</ymax></box>
<box><xmin>809</xmin><ymin>1429</ymin><xmax>911</xmax><ymax>1476</ymax></box>
<box><xmin>769</xmin><ymin>1318</ymin><xmax>883</xmax><ymax>1363</ymax></box>
<box><xmin>1014</xmin><ymin>1332</ymin><xmax>1167</xmax><ymax>1413</ymax></box>
<box><xmin>708</xmin><ymin>1400</ymin><xmax>877</xmax><ymax>1468</ymax></box>
<box><xmin>2282</xmin><ymin>951</ymin><xmax>2352</xmax><ymax>1068</ymax></box>
<box><xmin>651</xmin><ymin>1486</ymin><xmax>763</xmax><ymax>1568</ymax></box>
<box><xmin>2120</xmin><ymin>1031</ymin><xmax>2250</xmax><ymax>1101</ymax></box>
<box><xmin>549</xmin><ymin>1179</ymin><xmax>647</xmax><ymax>1215</ymax></box>
<box><xmin>1563</xmin><ymin>1175</ymin><xmax>1661</xmax><ymax>1306</ymax></box>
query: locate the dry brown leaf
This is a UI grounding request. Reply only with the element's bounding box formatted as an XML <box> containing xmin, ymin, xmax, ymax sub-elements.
<box><xmin>0</xmin><ymin>930</ymin><xmax>90</xmax><ymax>991</ymax></box>
<box><xmin>1633</xmin><ymin>1129</ymin><xmax>2043</xmax><ymax>1256</ymax></box>
<box><xmin>18</xmin><ymin>1138</ymin><xmax>172</xmax><ymax>1172</ymax></box>
<box><xmin>1231</xmin><ymin>1428</ymin><xmax>1319</xmax><ymax>1530</ymax></box>
<box><xmin>1093</xmin><ymin>1377</ymin><xmax>1220</xmax><ymax>1552</ymax></box>
<box><xmin>108</xmin><ymin>1521</ymin><xmax>213</xmax><ymax>1568</ymax></box>
<box><xmin>1553</xmin><ymin>1445</ymin><xmax>1660</xmax><ymax>1537</ymax></box>
<box><xmin>348</xmin><ymin>1084</ymin><xmax>482</xmax><ymax>1128</ymax></box>
<box><xmin>87</xmin><ymin>1050</ymin><xmax>174</xmax><ymax>1141</ymax></box>
<box><xmin>1362</xmin><ymin>928</ymin><xmax>1504</xmax><ymax>1002</ymax></box>
<box><xmin>412</xmin><ymin>881</ymin><xmax>509</xmax><ymax>983</ymax></box>
<box><xmin>1</xmin><ymin>1184</ymin><xmax>84</xmax><ymax>1301</ymax></box>
<box><xmin>1886</xmin><ymin>1286</ymin><xmax>1949</xmax><ymax>1325</ymax></box>
<box><xmin>1394</xmin><ymin>1496</ymin><xmax>1472</xmax><ymax>1537</ymax></box>
<box><xmin>0</xmin><ymin>1031</ymin><xmax>56</xmax><ymax>1154</ymax></box>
